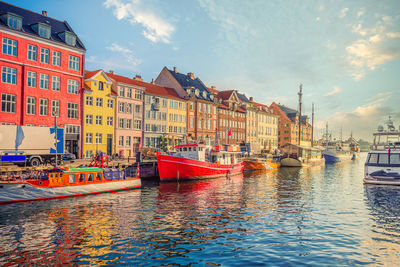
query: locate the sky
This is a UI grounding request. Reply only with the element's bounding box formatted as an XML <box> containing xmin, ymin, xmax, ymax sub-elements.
<box><xmin>10</xmin><ymin>0</ymin><xmax>400</xmax><ymax>141</ymax></box>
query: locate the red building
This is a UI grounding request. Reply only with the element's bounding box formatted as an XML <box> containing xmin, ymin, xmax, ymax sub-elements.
<box><xmin>0</xmin><ymin>2</ymin><xmax>85</xmax><ymax>157</ymax></box>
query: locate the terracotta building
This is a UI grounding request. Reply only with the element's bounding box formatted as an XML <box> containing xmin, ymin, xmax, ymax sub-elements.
<box><xmin>270</xmin><ymin>102</ymin><xmax>312</xmax><ymax>147</ymax></box>
<box><xmin>155</xmin><ymin>67</ymin><xmax>218</xmax><ymax>143</ymax></box>
<box><xmin>0</xmin><ymin>2</ymin><xmax>85</xmax><ymax>157</ymax></box>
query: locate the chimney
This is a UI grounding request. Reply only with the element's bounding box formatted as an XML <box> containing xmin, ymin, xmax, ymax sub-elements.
<box><xmin>42</xmin><ymin>10</ymin><xmax>47</xmax><ymax>16</ymax></box>
<box><xmin>151</xmin><ymin>78</ymin><xmax>155</xmax><ymax>84</ymax></box>
<box><xmin>211</xmin><ymin>85</ymin><xmax>216</xmax><ymax>90</ymax></box>
<box><xmin>109</xmin><ymin>70</ymin><xmax>114</xmax><ymax>74</ymax></box>
<box><xmin>134</xmin><ymin>75</ymin><xmax>143</xmax><ymax>81</ymax></box>
<box><xmin>173</xmin><ymin>66</ymin><xmax>177</xmax><ymax>73</ymax></box>
<box><xmin>187</xmin><ymin>72</ymin><xmax>194</xmax><ymax>80</ymax></box>
<box><xmin>249</xmin><ymin>97</ymin><xmax>254</xmax><ymax>101</ymax></box>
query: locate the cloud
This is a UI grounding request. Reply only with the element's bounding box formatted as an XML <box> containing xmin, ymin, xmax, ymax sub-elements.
<box><xmin>324</xmin><ymin>86</ymin><xmax>341</xmax><ymax>97</ymax></box>
<box><xmin>346</xmin><ymin>15</ymin><xmax>400</xmax><ymax>80</ymax></box>
<box><xmin>339</xmin><ymin>8</ymin><xmax>349</xmax><ymax>18</ymax></box>
<box><xmin>86</xmin><ymin>55</ymin><xmax>138</xmax><ymax>72</ymax></box>
<box><xmin>316</xmin><ymin>17</ymin><xmax>320</xmax><ymax>22</ymax></box>
<box><xmin>106</xmin><ymin>42</ymin><xmax>140</xmax><ymax>66</ymax></box>
<box><xmin>365</xmin><ymin>91</ymin><xmax>392</xmax><ymax>104</ymax></box>
<box><xmin>103</xmin><ymin>0</ymin><xmax>174</xmax><ymax>44</ymax></box>
<box><xmin>357</xmin><ymin>8</ymin><xmax>365</xmax><ymax>18</ymax></box>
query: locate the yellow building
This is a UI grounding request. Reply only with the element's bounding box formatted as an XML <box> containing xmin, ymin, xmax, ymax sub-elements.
<box><xmin>254</xmin><ymin>102</ymin><xmax>279</xmax><ymax>152</ymax></box>
<box><xmin>83</xmin><ymin>70</ymin><xmax>116</xmax><ymax>158</ymax></box>
<box><xmin>167</xmin><ymin>97</ymin><xmax>187</xmax><ymax>147</ymax></box>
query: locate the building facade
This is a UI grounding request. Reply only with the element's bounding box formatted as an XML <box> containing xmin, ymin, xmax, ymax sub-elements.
<box><xmin>0</xmin><ymin>2</ymin><xmax>86</xmax><ymax>157</ymax></box>
<box><xmin>216</xmin><ymin>90</ymin><xmax>246</xmax><ymax>145</ymax></box>
<box><xmin>82</xmin><ymin>70</ymin><xmax>116</xmax><ymax>158</ymax></box>
<box><xmin>107</xmin><ymin>72</ymin><xmax>144</xmax><ymax>158</ymax></box>
<box><xmin>155</xmin><ymin>67</ymin><xmax>218</xmax><ymax>143</ymax></box>
<box><xmin>253</xmin><ymin>102</ymin><xmax>279</xmax><ymax>152</ymax></box>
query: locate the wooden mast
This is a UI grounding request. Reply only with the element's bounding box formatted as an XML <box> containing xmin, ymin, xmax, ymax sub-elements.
<box><xmin>298</xmin><ymin>84</ymin><xmax>302</xmax><ymax>145</ymax></box>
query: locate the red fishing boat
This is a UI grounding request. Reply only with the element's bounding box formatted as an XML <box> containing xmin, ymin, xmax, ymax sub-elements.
<box><xmin>156</xmin><ymin>144</ymin><xmax>244</xmax><ymax>182</ymax></box>
<box><xmin>0</xmin><ymin>155</ymin><xmax>141</xmax><ymax>204</ymax></box>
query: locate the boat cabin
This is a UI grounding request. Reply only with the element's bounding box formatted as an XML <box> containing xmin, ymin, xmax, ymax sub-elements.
<box><xmin>281</xmin><ymin>143</ymin><xmax>323</xmax><ymax>159</ymax></box>
<box><xmin>174</xmin><ymin>144</ymin><xmax>207</xmax><ymax>161</ymax></box>
<box><xmin>210</xmin><ymin>145</ymin><xmax>241</xmax><ymax>165</ymax></box>
<box><xmin>366</xmin><ymin>150</ymin><xmax>400</xmax><ymax>167</ymax></box>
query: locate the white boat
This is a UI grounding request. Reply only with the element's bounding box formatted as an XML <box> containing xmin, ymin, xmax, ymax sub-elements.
<box><xmin>364</xmin><ymin>117</ymin><xmax>400</xmax><ymax>185</ymax></box>
<box><xmin>323</xmin><ymin>144</ymin><xmax>354</xmax><ymax>163</ymax></box>
<box><xmin>280</xmin><ymin>143</ymin><xmax>325</xmax><ymax>167</ymax></box>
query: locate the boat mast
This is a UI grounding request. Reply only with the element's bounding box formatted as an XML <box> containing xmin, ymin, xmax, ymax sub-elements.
<box><xmin>298</xmin><ymin>84</ymin><xmax>302</xmax><ymax>145</ymax></box>
<box><xmin>311</xmin><ymin>102</ymin><xmax>314</xmax><ymax>147</ymax></box>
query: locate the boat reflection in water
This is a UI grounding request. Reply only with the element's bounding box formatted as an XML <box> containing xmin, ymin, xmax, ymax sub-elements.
<box><xmin>0</xmin><ymin>190</ymin><xmax>142</xmax><ymax>266</ymax></box>
<box><xmin>363</xmin><ymin>185</ymin><xmax>400</xmax><ymax>264</ymax></box>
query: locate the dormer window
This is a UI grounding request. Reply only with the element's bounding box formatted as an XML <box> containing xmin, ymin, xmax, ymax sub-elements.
<box><xmin>6</xmin><ymin>13</ymin><xmax>22</xmax><ymax>30</ymax></box>
<box><xmin>32</xmin><ymin>23</ymin><xmax>51</xmax><ymax>39</ymax></box>
<box><xmin>59</xmin><ymin>31</ymin><xmax>76</xmax><ymax>46</ymax></box>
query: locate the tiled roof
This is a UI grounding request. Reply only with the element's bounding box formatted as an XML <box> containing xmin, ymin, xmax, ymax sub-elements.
<box><xmin>168</xmin><ymin>69</ymin><xmax>212</xmax><ymax>101</ymax></box>
<box><xmin>217</xmin><ymin>90</ymin><xmax>234</xmax><ymax>100</ymax></box>
<box><xmin>84</xmin><ymin>70</ymin><xmax>100</xmax><ymax>79</ymax></box>
<box><xmin>237</xmin><ymin>93</ymin><xmax>250</xmax><ymax>103</ymax></box>
<box><xmin>0</xmin><ymin>1</ymin><xmax>85</xmax><ymax>50</ymax></box>
<box><xmin>208</xmin><ymin>87</ymin><xmax>219</xmax><ymax>95</ymax></box>
<box><xmin>106</xmin><ymin>72</ymin><xmax>183</xmax><ymax>100</ymax></box>
<box><xmin>277</xmin><ymin>104</ymin><xmax>298</xmax><ymax>117</ymax></box>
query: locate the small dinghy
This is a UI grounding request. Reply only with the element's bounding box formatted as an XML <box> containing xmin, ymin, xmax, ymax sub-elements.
<box><xmin>364</xmin><ymin>170</ymin><xmax>400</xmax><ymax>185</ymax></box>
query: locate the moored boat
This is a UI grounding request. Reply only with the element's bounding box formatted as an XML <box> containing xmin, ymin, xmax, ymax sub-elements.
<box><xmin>243</xmin><ymin>154</ymin><xmax>280</xmax><ymax>171</ymax></box>
<box><xmin>364</xmin><ymin>117</ymin><xmax>400</xmax><ymax>185</ymax></box>
<box><xmin>280</xmin><ymin>143</ymin><xmax>325</xmax><ymax>167</ymax></box>
<box><xmin>156</xmin><ymin>144</ymin><xmax>244</xmax><ymax>182</ymax></box>
<box><xmin>0</xmin><ymin>156</ymin><xmax>141</xmax><ymax>204</ymax></box>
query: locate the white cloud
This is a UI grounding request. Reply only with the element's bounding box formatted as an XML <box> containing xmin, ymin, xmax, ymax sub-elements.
<box><xmin>346</xmin><ymin>15</ymin><xmax>400</xmax><ymax>80</ymax></box>
<box><xmin>103</xmin><ymin>0</ymin><xmax>174</xmax><ymax>44</ymax></box>
<box><xmin>357</xmin><ymin>8</ymin><xmax>365</xmax><ymax>18</ymax></box>
<box><xmin>106</xmin><ymin>42</ymin><xmax>140</xmax><ymax>66</ymax></box>
<box><xmin>86</xmin><ymin>55</ymin><xmax>138</xmax><ymax>72</ymax></box>
<box><xmin>339</xmin><ymin>8</ymin><xmax>349</xmax><ymax>18</ymax></box>
<box><xmin>316</xmin><ymin>17</ymin><xmax>320</xmax><ymax>22</ymax></box>
<box><xmin>365</xmin><ymin>92</ymin><xmax>392</xmax><ymax>104</ymax></box>
<box><xmin>324</xmin><ymin>86</ymin><xmax>341</xmax><ymax>97</ymax></box>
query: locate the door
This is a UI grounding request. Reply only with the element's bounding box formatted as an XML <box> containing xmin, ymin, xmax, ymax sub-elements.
<box><xmin>107</xmin><ymin>134</ymin><xmax>112</xmax><ymax>156</ymax></box>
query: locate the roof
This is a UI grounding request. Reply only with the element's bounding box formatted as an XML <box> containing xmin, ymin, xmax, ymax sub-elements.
<box><xmin>168</xmin><ymin>69</ymin><xmax>213</xmax><ymax>101</ymax></box>
<box><xmin>84</xmin><ymin>70</ymin><xmax>117</xmax><ymax>95</ymax></box>
<box><xmin>277</xmin><ymin>104</ymin><xmax>298</xmax><ymax>117</ymax></box>
<box><xmin>208</xmin><ymin>87</ymin><xmax>219</xmax><ymax>95</ymax></box>
<box><xmin>237</xmin><ymin>93</ymin><xmax>250</xmax><ymax>103</ymax></box>
<box><xmin>106</xmin><ymin>72</ymin><xmax>183</xmax><ymax>100</ymax></box>
<box><xmin>0</xmin><ymin>1</ymin><xmax>85</xmax><ymax>50</ymax></box>
<box><xmin>84</xmin><ymin>70</ymin><xmax>100</xmax><ymax>79</ymax></box>
<box><xmin>217</xmin><ymin>90</ymin><xmax>234</xmax><ymax>100</ymax></box>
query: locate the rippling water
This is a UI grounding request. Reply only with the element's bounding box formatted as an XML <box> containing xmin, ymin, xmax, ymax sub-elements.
<box><xmin>1</xmin><ymin>153</ymin><xmax>400</xmax><ymax>266</ymax></box>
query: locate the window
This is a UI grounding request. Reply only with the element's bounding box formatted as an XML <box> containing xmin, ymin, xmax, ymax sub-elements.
<box><xmin>96</xmin><ymin>115</ymin><xmax>102</xmax><ymax>125</ymax></box>
<box><xmin>86</xmin><ymin>133</ymin><xmax>93</xmax><ymax>144</ymax></box>
<box><xmin>67</xmin><ymin>103</ymin><xmax>79</xmax><ymax>119</ymax></box>
<box><xmin>27</xmin><ymin>71</ymin><xmax>36</xmax><ymax>87</ymax></box>
<box><xmin>378</xmin><ymin>154</ymin><xmax>388</xmax><ymax>165</ymax></box>
<box><xmin>40</xmin><ymin>48</ymin><xmax>49</xmax><ymax>63</ymax></box>
<box><xmin>96</xmin><ymin>173</ymin><xmax>102</xmax><ymax>181</ymax></box>
<box><xmin>99</xmin><ymin>81</ymin><xmax>104</xmax><ymax>90</ymax></box>
<box><xmin>27</xmin><ymin>45</ymin><xmax>37</xmax><ymax>61</ymax></box>
<box><xmin>135</xmin><ymin>105</ymin><xmax>141</xmax><ymax>114</ymax></box>
<box><xmin>2</xmin><ymin>38</ymin><xmax>17</xmax><ymax>56</ymax></box>
<box><xmin>86</xmin><ymin>114</ymin><xmax>93</xmax><ymax>124</ymax></box>
<box><xmin>126</xmin><ymin>136</ymin><xmax>131</xmax><ymax>147</ymax></box>
<box><xmin>68</xmin><ymin>55</ymin><xmax>80</xmax><ymax>71</ymax></box>
<box><xmin>39</xmin><ymin>98</ymin><xmax>48</xmax><ymax>116</ymax></box>
<box><xmin>40</xmin><ymin>74</ymin><xmax>49</xmax><ymax>89</ymax></box>
<box><xmin>7</xmin><ymin>14</ymin><xmax>22</xmax><ymax>30</ymax></box>
<box><xmin>64</xmin><ymin>32</ymin><xmax>76</xmax><ymax>46</ymax></box>
<box><xmin>107</xmin><ymin>116</ymin><xmax>113</xmax><ymax>126</ymax></box>
<box><xmin>67</xmin><ymin>80</ymin><xmax>79</xmax><ymax>94</ymax></box>
<box><xmin>162</xmin><ymin>99</ymin><xmax>167</xmax><ymax>108</ymax></box>
<box><xmin>52</xmin><ymin>51</ymin><xmax>61</xmax><ymax>66</ymax></box>
<box><xmin>190</xmin><ymin>117</ymin><xmax>194</xmax><ymax>128</ymax></box>
<box><xmin>126</xmin><ymin>119</ymin><xmax>132</xmax><ymax>129</ymax></box>
<box><xmin>69</xmin><ymin>174</ymin><xmax>76</xmax><ymax>183</ymax></box>
<box><xmin>390</xmin><ymin>154</ymin><xmax>400</xmax><ymax>164</ymax></box>
<box><xmin>134</xmin><ymin>120</ymin><xmax>142</xmax><ymax>130</ymax></box>
<box><xmin>127</xmin><ymin>88</ymin><xmax>132</xmax><ymax>98</ymax></box>
<box><xmin>51</xmin><ymin>100</ymin><xmax>60</xmax><ymax>117</ymax></box>
<box><xmin>146</xmin><ymin>95</ymin><xmax>151</xmax><ymax>104</ymax></box>
<box><xmin>86</xmin><ymin>96</ymin><xmax>93</xmax><ymax>106</ymax></box>
<box><xmin>26</xmin><ymin>97</ymin><xmax>36</xmax><ymax>115</ymax></box>
<box><xmin>1</xmin><ymin>66</ymin><xmax>17</xmax><ymax>84</ymax></box>
<box><xmin>87</xmin><ymin>173</ymin><xmax>94</xmax><ymax>182</ymax></box>
<box><xmin>95</xmin><ymin>133</ymin><xmax>102</xmax><ymax>144</ymax></box>
<box><xmin>126</xmin><ymin>103</ymin><xmax>132</xmax><ymax>114</ymax></box>
<box><xmin>119</xmin><ymin>102</ymin><xmax>125</xmax><ymax>113</ymax></box>
<box><xmin>52</xmin><ymin>76</ymin><xmax>60</xmax><ymax>91</ymax></box>
<box><xmin>119</xmin><ymin>118</ymin><xmax>125</xmax><ymax>129</ymax></box>
<box><xmin>96</xmin><ymin>98</ymin><xmax>103</xmax><ymax>107</ymax></box>
<box><xmin>119</xmin><ymin>136</ymin><xmax>124</xmax><ymax>146</ymax></box>
<box><xmin>107</xmin><ymin>99</ymin><xmax>113</xmax><ymax>108</ymax></box>
<box><xmin>78</xmin><ymin>173</ymin><xmax>85</xmax><ymax>183</ymax></box>
<box><xmin>120</xmin><ymin>87</ymin><xmax>125</xmax><ymax>97</ymax></box>
<box><xmin>38</xmin><ymin>24</ymin><xmax>51</xmax><ymax>39</ymax></box>
<box><xmin>135</xmin><ymin>90</ymin><xmax>142</xmax><ymax>100</ymax></box>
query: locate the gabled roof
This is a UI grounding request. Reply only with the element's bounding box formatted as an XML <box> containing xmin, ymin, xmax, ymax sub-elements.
<box><xmin>237</xmin><ymin>93</ymin><xmax>250</xmax><ymax>103</ymax></box>
<box><xmin>0</xmin><ymin>1</ymin><xmax>85</xmax><ymax>50</ymax></box>
<box><xmin>217</xmin><ymin>90</ymin><xmax>234</xmax><ymax>101</ymax></box>
<box><xmin>208</xmin><ymin>87</ymin><xmax>219</xmax><ymax>95</ymax></box>
<box><xmin>106</xmin><ymin>72</ymin><xmax>183</xmax><ymax>100</ymax></box>
<box><xmin>168</xmin><ymin>68</ymin><xmax>212</xmax><ymax>101</ymax></box>
<box><xmin>277</xmin><ymin>104</ymin><xmax>298</xmax><ymax>117</ymax></box>
<box><xmin>84</xmin><ymin>70</ymin><xmax>100</xmax><ymax>79</ymax></box>
<box><xmin>84</xmin><ymin>69</ymin><xmax>117</xmax><ymax>95</ymax></box>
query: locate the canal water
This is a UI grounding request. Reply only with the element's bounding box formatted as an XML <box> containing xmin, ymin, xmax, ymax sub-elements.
<box><xmin>1</xmin><ymin>153</ymin><xmax>400</xmax><ymax>266</ymax></box>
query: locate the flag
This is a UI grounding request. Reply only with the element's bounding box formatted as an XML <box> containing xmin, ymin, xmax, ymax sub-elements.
<box><xmin>388</xmin><ymin>143</ymin><xmax>391</xmax><ymax>158</ymax></box>
<box><xmin>15</xmin><ymin>125</ymin><xmax>25</xmax><ymax>150</ymax></box>
<box><xmin>228</xmin><ymin>129</ymin><xmax>232</xmax><ymax>137</ymax></box>
<box><xmin>136</xmin><ymin>164</ymin><xmax>140</xmax><ymax>178</ymax></box>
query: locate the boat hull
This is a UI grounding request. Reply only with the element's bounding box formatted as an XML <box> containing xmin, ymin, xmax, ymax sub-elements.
<box><xmin>281</xmin><ymin>157</ymin><xmax>325</xmax><ymax>167</ymax></box>
<box><xmin>364</xmin><ymin>176</ymin><xmax>400</xmax><ymax>185</ymax></box>
<box><xmin>157</xmin><ymin>153</ymin><xmax>244</xmax><ymax>182</ymax></box>
<box><xmin>243</xmin><ymin>160</ymin><xmax>280</xmax><ymax>171</ymax></box>
<box><xmin>0</xmin><ymin>179</ymin><xmax>141</xmax><ymax>205</ymax></box>
<box><xmin>323</xmin><ymin>151</ymin><xmax>353</xmax><ymax>163</ymax></box>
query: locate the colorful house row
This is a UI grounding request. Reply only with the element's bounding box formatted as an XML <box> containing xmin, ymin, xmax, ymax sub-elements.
<box><xmin>0</xmin><ymin>2</ymin><xmax>312</xmax><ymax>159</ymax></box>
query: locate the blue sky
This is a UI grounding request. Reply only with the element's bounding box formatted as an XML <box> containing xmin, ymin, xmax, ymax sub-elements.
<box><xmin>11</xmin><ymin>0</ymin><xmax>400</xmax><ymax>141</ymax></box>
